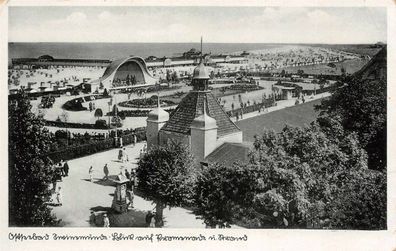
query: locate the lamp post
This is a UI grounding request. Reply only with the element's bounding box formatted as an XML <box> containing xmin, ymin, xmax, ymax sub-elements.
<box><xmin>114</xmin><ymin>92</ymin><xmax>118</xmax><ymax>146</ymax></box>
<box><xmin>60</xmin><ymin>110</ymin><xmax>69</xmax><ymax>145</ymax></box>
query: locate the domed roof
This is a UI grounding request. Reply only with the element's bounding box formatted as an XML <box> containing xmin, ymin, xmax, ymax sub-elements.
<box><xmin>190</xmin><ymin>112</ymin><xmax>217</xmax><ymax>130</ymax></box>
<box><xmin>38</xmin><ymin>55</ymin><xmax>54</xmax><ymax>61</ymax></box>
<box><xmin>193</xmin><ymin>60</ymin><xmax>210</xmax><ymax>79</ymax></box>
<box><xmin>147</xmin><ymin>107</ymin><xmax>169</xmax><ymax>122</ymax></box>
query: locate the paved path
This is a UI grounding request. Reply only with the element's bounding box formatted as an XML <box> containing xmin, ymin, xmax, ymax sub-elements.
<box><xmin>50</xmin><ymin>142</ymin><xmax>207</xmax><ymax>228</ymax></box>
<box><xmin>231</xmin><ymin>92</ymin><xmax>331</xmax><ymax>123</ymax></box>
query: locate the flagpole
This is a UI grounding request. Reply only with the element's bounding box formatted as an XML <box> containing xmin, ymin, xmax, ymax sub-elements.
<box><xmin>114</xmin><ymin>91</ymin><xmax>118</xmax><ymax>146</ymax></box>
<box><xmin>108</xmin><ymin>99</ymin><xmax>111</xmax><ymax>138</ymax></box>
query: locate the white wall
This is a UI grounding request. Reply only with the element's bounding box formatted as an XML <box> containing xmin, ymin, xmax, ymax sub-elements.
<box><xmin>190</xmin><ymin>127</ymin><xmax>218</xmax><ymax>163</ymax></box>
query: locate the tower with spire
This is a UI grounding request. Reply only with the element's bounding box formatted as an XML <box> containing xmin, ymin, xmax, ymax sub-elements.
<box><xmin>148</xmin><ymin>37</ymin><xmax>242</xmax><ymax>163</ymax></box>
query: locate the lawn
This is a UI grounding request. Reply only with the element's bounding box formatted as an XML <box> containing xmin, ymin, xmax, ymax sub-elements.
<box><xmin>237</xmin><ymin>98</ymin><xmax>323</xmax><ymax>142</ymax></box>
<box><xmin>271</xmin><ymin>59</ymin><xmax>369</xmax><ymax>76</ymax></box>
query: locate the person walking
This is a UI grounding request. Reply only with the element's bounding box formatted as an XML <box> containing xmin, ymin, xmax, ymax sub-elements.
<box><xmin>118</xmin><ymin>148</ymin><xmax>123</xmax><ymax>162</ymax></box>
<box><xmin>56</xmin><ymin>187</ymin><xmax>63</xmax><ymax>206</ymax></box>
<box><xmin>103</xmin><ymin>164</ymin><xmax>109</xmax><ymax>181</ymax></box>
<box><xmin>125</xmin><ymin>169</ymin><xmax>130</xmax><ymax>180</ymax></box>
<box><xmin>89</xmin><ymin>211</ymin><xmax>96</xmax><ymax>226</ymax></box>
<box><xmin>89</xmin><ymin>166</ymin><xmax>94</xmax><ymax>182</ymax></box>
<box><xmin>124</xmin><ymin>169</ymin><xmax>131</xmax><ymax>189</ymax></box>
<box><xmin>149</xmin><ymin>214</ymin><xmax>156</xmax><ymax>228</ymax></box>
<box><xmin>58</xmin><ymin>161</ymin><xmax>65</xmax><ymax>177</ymax></box>
<box><xmin>122</xmin><ymin>147</ymin><xmax>128</xmax><ymax>162</ymax></box>
<box><xmin>133</xmin><ymin>134</ymin><xmax>137</xmax><ymax>147</ymax></box>
<box><xmin>131</xmin><ymin>169</ymin><xmax>137</xmax><ymax>190</ymax></box>
<box><xmin>145</xmin><ymin>211</ymin><xmax>153</xmax><ymax>227</ymax></box>
<box><xmin>103</xmin><ymin>214</ymin><xmax>110</xmax><ymax>228</ymax></box>
<box><xmin>63</xmin><ymin>161</ymin><xmax>69</xmax><ymax>177</ymax></box>
<box><xmin>143</xmin><ymin>144</ymin><xmax>147</xmax><ymax>153</ymax></box>
<box><xmin>127</xmin><ymin>189</ymin><xmax>134</xmax><ymax>209</ymax></box>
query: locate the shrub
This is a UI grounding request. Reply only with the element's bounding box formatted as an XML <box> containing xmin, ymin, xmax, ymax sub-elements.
<box><xmin>95</xmin><ymin>119</ymin><xmax>108</xmax><ymax>129</ymax></box>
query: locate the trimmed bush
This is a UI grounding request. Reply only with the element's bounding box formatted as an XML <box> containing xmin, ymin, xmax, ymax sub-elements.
<box><xmin>95</xmin><ymin>119</ymin><xmax>108</xmax><ymax>129</ymax></box>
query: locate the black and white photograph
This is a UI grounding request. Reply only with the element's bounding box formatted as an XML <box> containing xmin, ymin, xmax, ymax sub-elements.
<box><xmin>4</xmin><ymin>1</ymin><xmax>389</xmax><ymax>237</ymax></box>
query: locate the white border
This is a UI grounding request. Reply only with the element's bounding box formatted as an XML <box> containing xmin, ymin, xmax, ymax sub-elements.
<box><xmin>1</xmin><ymin>1</ymin><xmax>395</xmax><ymax>250</ymax></box>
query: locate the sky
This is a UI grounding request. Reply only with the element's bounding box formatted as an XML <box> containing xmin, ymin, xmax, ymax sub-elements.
<box><xmin>8</xmin><ymin>6</ymin><xmax>387</xmax><ymax>44</ymax></box>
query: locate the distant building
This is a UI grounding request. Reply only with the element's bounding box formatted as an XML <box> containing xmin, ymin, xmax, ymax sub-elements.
<box><xmin>90</xmin><ymin>56</ymin><xmax>157</xmax><ymax>92</ymax></box>
<box><xmin>183</xmin><ymin>48</ymin><xmax>201</xmax><ymax>59</ymax></box>
<box><xmin>12</xmin><ymin>55</ymin><xmax>110</xmax><ymax>68</ymax></box>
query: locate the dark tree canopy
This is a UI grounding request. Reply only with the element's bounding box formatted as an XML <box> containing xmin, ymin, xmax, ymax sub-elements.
<box><xmin>317</xmin><ymin>77</ymin><xmax>386</xmax><ymax>170</ymax></box>
<box><xmin>194</xmin><ymin>120</ymin><xmax>386</xmax><ymax>229</ymax></box>
<box><xmin>94</xmin><ymin>108</ymin><xmax>103</xmax><ymax>118</ymax></box>
<box><xmin>9</xmin><ymin>91</ymin><xmax>58</xmax><ymax>226</ymax></box>
<box><xmin>136</xmin><ymin>141</ymin><xmax>197</xmax><ymax>226</ymax></box>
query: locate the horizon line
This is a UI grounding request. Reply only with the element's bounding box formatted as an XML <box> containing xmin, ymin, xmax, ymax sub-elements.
<box><xmin>8</xmin><ymin>41</ymin><xmax>387</xmax><ymax>45</ymax></box>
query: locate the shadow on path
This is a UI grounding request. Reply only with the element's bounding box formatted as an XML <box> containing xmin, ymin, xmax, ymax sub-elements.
<box><xmin>89</xmin><ymin>205</ymin><xmax>149</xmax><ymax>228</ymax></box>
<box><xmin>79</xmin><ymin>175</ymin><xmax>120</xmax><ymax>187</ymax></box>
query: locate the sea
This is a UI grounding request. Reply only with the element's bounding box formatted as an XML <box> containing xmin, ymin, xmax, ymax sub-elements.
<box><xmin>8</xmin><ymin>42</ymin><xmax>290</xmax><ymax>61</ymax></box>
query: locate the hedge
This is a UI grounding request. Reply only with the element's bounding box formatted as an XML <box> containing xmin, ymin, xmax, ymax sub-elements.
<box><xmin>106</xmin><ymin>108</ymin><xmax>175</xmax><ymax>118</ymax></box>
<box><xmin>45</xmin><ymin>128</ymin><xmax>147</xmax><ymax>162</ymax></box>
<box><xmin>44</xmin><ymin>120</ymin><xmax>122</xmax><ymax>129</ymax></box>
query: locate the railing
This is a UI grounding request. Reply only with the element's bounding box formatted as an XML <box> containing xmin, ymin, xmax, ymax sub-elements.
<box><xmin>45</xmin><ymin>129</ymin><xmax>146</xmax><ymax>162</ymax></box>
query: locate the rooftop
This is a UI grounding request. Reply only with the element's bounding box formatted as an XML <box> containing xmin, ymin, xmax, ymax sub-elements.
<box><xmin>160</xmin><ymin>91</ymin><xmax>240</xmax><ymax>137</ymax></box>
<box><xmin>204</xmin><ymin>142</ymin><xmax>251</xmax><ymax>166</ymax></box>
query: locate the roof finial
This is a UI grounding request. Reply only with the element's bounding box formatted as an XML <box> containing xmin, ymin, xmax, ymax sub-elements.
<box><xmin>201</xmin><ymin>36</ymin><xmax>203</xmax><ymax>57</ymax></box>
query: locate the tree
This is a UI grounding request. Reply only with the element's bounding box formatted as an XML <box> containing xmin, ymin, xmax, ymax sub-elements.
<box><xmin>136</xmin><ymin>141</ymin><xmax>196</xmax><ymax>227</ymax></box>
<box><xmin>194</xmin><ymin>163</ymin><xmax>262</xmax><ymax>228</ymax></box>
<box><xmin>297</xmin><ymin>69</ymin><xmax>304</xmax><ymax>76</ymax></box>
<box><xmin>318</xmin><ymin>78</ymin><xmax>326</xmax><ymax>90</ymax></box>
<box><xmin>171</xmin><ymin>71</ymin><xmax>178</xmax><ymax>82</ymax></box>
<box><xmin>166</xmin><ymin>70</ymin><xmax>172</xmax><ymax>82</ymax></box>
<box><xmin>103</xmin><ymin>88</ymin><xmax>109</xmax><ymax>97</ymax></box>
<box><xmin>94</xmin><ymin>108</ymin><xmax>103</xmax><ymax>120</ymax></box>
<box><xmin>341</xmin><ymin>67</ymin><xmax>346</xmax><ymax>77</ymax></box>
<box><xmin>194</xmin><ymin>119</ymin><xmax>386</xmax><ymax>229</ymax></box>
<box><xmin>317</xmin><ymin>77</ymin><xmax>386</xmax><ymax>170</ymax></box>
<box><xmin>112</xmin><ymin>105</ymin><xmax>118</xmax><ymax>115</ymax></box>
<box><xmin>9</xmin><ymin>90</ymin><xmax>58</xmax><ymax>226</ymax></box>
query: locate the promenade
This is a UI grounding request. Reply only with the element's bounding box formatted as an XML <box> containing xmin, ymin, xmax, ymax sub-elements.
<box><xmin>231</xmin><ymin>92</ymin><xmax>331</xmax><ymax>123</ymax></box>
<box><xmin>50</xmin><ymin>142</ymin><xmax>207</xmax><ymax>228</ymax></box>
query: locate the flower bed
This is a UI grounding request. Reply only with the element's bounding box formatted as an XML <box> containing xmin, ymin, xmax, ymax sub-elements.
<box><xmin>118</xmin><ymin>95</ymin><xmax>177</xmax><ymax>108</ymax></box>
<box><xmin>62</xmin><ymin>94</ymin><xmax>108</xmax><ymax>111</ymax></box>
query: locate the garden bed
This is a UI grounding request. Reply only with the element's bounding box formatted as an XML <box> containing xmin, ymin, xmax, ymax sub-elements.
<box><xmin>62</xmin><ymin>94</ymin><xmax>109</xmax><ymax>111</ymax></box>
<box><xmin>118</xmin><ymin>95</ymin><xmax>177</xmax><ymax>108</ymax></box>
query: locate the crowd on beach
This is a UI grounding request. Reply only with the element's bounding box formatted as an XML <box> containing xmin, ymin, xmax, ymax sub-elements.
<box><xmin>8</xmin><ymin>65</ymin><xmax>106</xmax><ymax>92</ymax></box>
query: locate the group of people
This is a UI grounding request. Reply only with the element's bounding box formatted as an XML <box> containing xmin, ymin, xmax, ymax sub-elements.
<box><xmin>88</xmin><ymin>101</ymin><xmax>96</xmax><ymax>112</ymax></box>
<box><xmin>51</xmin><ymin>160</ymin><xmax>69</xmax><ymax>206</ymax></box>
<box><xmin>118</xmin><ymin>147</ymin><xmax>129</xmax><ymax>162</ymax></box>
<box><xmin>98</xmin><ymin>210</ymin><xmax>159</xmax><ymax>228</ymax></box>
<box><xmin>145</xmin><ymin>211</ymin><xmax>158</xmax><ymax>228</ymax></box>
